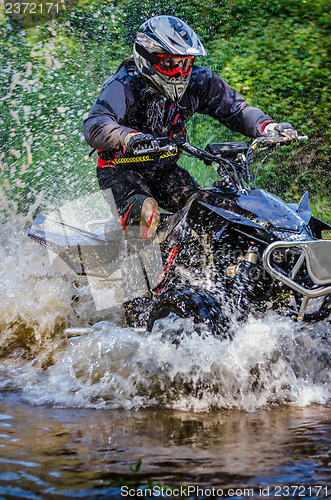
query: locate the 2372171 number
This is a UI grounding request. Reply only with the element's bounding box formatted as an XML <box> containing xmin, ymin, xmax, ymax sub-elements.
<box><xmin>5</xmin><ymin>3</ymin><xmax>59</xmax><ymax>14</ymax></box>
<box><xmin>274</xmin><ymin>486</ymin><xmax>328</xmax><ymax>496</ymax></box>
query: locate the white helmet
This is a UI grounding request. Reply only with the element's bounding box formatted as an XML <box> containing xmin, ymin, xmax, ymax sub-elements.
<box><xmin>133</xmin><ymin>15</ymin><xmax>206</xmax><ymax>102</ymax></box>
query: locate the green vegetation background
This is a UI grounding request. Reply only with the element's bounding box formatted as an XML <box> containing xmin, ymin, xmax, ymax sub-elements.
<box><xmin>0</xmin><ymin>0</ymin><xmax>330</xmax><ymax>222</ymax></box>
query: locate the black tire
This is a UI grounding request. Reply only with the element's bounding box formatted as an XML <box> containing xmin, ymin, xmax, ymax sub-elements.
<box><xmin>147</xmin><ymin>285</ymin><xmax>230</xmax><ymax>340</ymax></box>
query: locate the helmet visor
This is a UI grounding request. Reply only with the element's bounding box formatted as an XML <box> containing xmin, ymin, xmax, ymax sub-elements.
<box><xmin>155</xmin><ymin>54</ymin><xmax>194</xmax><ymax>77</ymax></box>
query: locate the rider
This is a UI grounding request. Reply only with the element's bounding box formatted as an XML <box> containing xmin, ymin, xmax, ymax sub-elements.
<box><xmin>83</xmin><ymin>15</ymin><xmax>298</xmax><ymax>240</ymax></box>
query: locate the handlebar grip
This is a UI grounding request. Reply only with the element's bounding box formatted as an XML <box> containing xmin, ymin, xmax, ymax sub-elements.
<box><xmin>272</xmin><ymin>134</ymin><xmax>308</xmax><ymax>144</ymax></box>
<box><xmin>133</xmin><ymin>144</ymin><xmax>178</xmax><ymax>156</ymax></box>
<box><xmin>133</xmin><ymin>147</ymin><xmax>155</xmax><ymax>156</ymax></box>
<box><xmin>256</xmin><ymin>134</ymin><xmax>308</xmax><ymax>148</ymax></box>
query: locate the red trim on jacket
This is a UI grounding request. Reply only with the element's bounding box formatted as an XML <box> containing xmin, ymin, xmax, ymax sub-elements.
<box><xmin>169</xmin><ymin>113</ymin><xmax>181</xmax><ymax>140</ymax></box>
<box><xmin>261</xmin><ymin>121</ymin><xmax>273</xmax><ymax>133</ymax></box>
<box><xmin>97</xmin><ymin>154</ymin><xmax>117</xmax><ymax>168</ymax></box>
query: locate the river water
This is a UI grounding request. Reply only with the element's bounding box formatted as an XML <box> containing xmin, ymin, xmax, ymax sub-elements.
<box><xmin>0</xmin><ymin>224</ymin><xmax>330</xmax><ymax>499</ymax></box>
<box><xmin>0</xmin><ymin>397</ymin><xmax>330</xmax><ymax>499</ymax></box>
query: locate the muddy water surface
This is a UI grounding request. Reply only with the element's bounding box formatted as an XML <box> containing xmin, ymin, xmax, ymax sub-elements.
<box><xmin>0</xmin><ymin>395</ymin><xmax>330</xmax><ymax>499</ymax></box>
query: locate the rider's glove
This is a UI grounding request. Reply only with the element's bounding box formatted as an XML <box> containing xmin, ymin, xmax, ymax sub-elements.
<box><xmin>263</xmin><ymin>122</ymin><xmax>298</xmax><ymax>141</ymax></box>
<box><xmin>123</xmin><ymin>132</ymin><xmax>157</xmax><ymax>154</ymax></box>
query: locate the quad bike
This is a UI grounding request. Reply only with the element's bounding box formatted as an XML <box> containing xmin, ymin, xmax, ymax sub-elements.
<box><xmin>28</xmin><ymin>134</ymin><xmax>331</xmax><ymax>338</ymax></box>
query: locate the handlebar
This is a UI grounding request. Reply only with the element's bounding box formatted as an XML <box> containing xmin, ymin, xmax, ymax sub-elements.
<box><xmin>131</xmin><ymin>134</ymin><xmax>308</xmax><ymax>193</ymax></box>
<box><xmin>133</xmin><ymin>135</ymin><xmax>308</xmax><ymax>158</ymax></box>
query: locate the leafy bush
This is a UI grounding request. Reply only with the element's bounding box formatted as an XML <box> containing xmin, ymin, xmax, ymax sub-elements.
<box><xmin>0</xmin><ymin>0</ymin><xmax>330</xmax><ymax>221</ymax></box>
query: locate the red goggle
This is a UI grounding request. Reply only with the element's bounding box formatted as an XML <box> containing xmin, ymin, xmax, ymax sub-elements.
<box><xmin>154</xmin><ymin>54</ymin><xmax>194</xmax><ymax>77</ymax></box>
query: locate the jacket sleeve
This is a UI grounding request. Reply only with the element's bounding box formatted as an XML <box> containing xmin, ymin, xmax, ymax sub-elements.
<box><xmin>83</xmin><ymin>79</ymin><xmax>136</xmax><ymax>151</ymax></box>
<box><xmin>196</xmin><ymin>68</ymin><xmax>272</xmax><ymax>137</ymax></box>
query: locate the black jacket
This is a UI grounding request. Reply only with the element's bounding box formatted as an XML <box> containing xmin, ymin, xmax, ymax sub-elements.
<box><xmin>83</xmin><ymin>59</ymin><xmax>272</xmax><ymax>153</ymax></box>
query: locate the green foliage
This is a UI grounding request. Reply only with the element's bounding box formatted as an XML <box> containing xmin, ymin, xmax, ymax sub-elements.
<box><xmin>130</xmin><ymin>456</ymin><xmax>143</xmax><ymax>473</ymax></box>
<box><xmin>106</xmin><ymin>457</ymin><xmax>183</xmax><ymax>497</ymax></box>
<box><xmin>0</xmin><ymin>0</ymin><xmax>330</xmax><ymax>222</ymax></box>
<box><xmin>0</xmin><ymin>0</ymin><xmax>127</xmax><ymax>214</ymax></box>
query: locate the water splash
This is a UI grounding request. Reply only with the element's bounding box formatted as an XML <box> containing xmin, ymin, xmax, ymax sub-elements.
<box><xmin>0</xmin><ymin>191</ymin><xmax>330</xmax><ymax>412</ymax></box>
<box><xmin>1</xmin><ymin>288</ymin><xmax>329</xmax><ymax>411</ymax></box>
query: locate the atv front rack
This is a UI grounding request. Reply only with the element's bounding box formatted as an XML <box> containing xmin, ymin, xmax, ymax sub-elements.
<box><xmin>263</xmin><ymin>240</ymin><xmax>331</xmax><ymax>320</ymax></box>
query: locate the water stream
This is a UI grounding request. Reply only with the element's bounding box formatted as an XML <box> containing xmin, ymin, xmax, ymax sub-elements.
<box><xmin>0</xmin><ymin>396</ymin><xmax>330</xmax><ymax>499</ymax></box>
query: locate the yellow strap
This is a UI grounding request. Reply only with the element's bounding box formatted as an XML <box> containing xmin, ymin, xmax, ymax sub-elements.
<box><xmin>160</xmin><ymin>151</ymin><xmax>178</xmax><ymax>160</ymax></box>
<box><xmin>113</xmin><ymin>150</ymin><xmax>177</xmax><ymax>164</ymax></box>
<box><xmin>114</xmin><ymin>155</ymin><xmax>153</xmax><ymax>164</ymax></box>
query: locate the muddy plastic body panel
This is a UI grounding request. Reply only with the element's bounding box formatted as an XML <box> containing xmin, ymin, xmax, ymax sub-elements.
<box><xmin>28</xmin><ymin>216</ymin><xmax>122</xmax><ymax>277</ymax></box>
